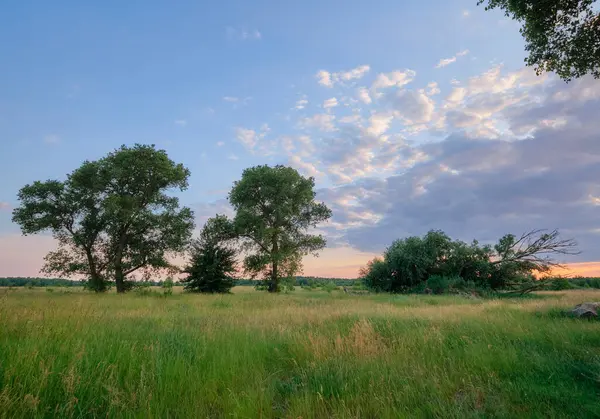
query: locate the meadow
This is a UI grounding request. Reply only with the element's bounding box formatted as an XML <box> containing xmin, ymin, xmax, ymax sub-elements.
<box><xmin>0</xmin><ymin>287</ymin><xmax>599</xmax><ymax>418</ymax></box>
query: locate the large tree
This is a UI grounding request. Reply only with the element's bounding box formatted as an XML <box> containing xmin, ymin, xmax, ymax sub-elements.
<box><xmin>228</xmin><ymin>165</ymin><xmax>332</xmax><ymax>292</ymax></box>
<box><xmin>12</xmin><ymin>144</ymin><xmax>195</xmax><ymax>292</ymax></box>
<box><xmin>478</xmin><ymin>0</ymin><xmax>600</xmax><ymax>81</ymax></box>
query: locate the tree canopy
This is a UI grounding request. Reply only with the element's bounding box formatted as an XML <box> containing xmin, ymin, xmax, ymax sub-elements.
<box><xmin>478</xmin><ymin>0</ymin><xmax>600</xmax><ymax>81</ymax></box>
<box><xmin>361</xmin><ymin>229</ymin><xmax>578</xmax><ymax>293</ymax></box>
<box><xmin>181</xmin><ymin>215</ymin><xmax>238</xmax><ymax>294</ymax></box>
<box><xmin>12</xmin><ymin>144</ymin><xmax>195</xmax><ymax>292</ymax></box>
<box><xmin>227</xmin><ymin>165</ymin><xmax>332</xmax><ymax>292</ymax></box>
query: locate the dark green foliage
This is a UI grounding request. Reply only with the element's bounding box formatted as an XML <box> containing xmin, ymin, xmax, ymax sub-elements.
<box><xmin>12</xmin><ymin>144</ymin><xmax>194</xmax><ymax>293</ymax></box>
<box><xmin>228</xmin><ymin>165</ymin><xmax>332</xmax><ymax>292</ymax></box>
<box><xmin>182</xmin><ymin>216</ymin><xmax>237</xmax><ymax>294</ymax></box>
<box><xmin>361</xmin><ymin>229</ymin><xmax>578</xmax><ymax>294</ymax></box>
<box><xmin>479</xmin><ymin>0</ymin><xmax>600</xmax><ymax>81</ymax></box>
<box><xmin>0</xmin><ymin>277</ymin><xmax>84</xmax><ymax>287</ymax></box>
<box><xmin>182</xmin><ymin>241</ymin><xmax>236</xmax><ymax>293</ymax></box>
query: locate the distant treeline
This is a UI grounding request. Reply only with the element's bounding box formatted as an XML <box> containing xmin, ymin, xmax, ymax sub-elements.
<box><xmin>234</xmin><ymin>276</ymin><xmax>360</xmax><ymax>287</ymax></box>
<box><xmin>0</xmin><ymin>277</ymin><xmax>84</xmax><ymax>287</ymax></box>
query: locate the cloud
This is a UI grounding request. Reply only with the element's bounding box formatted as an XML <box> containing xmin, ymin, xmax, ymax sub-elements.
<box><xmin>316</xmin><ymin>70</ymin><xmax>333</xmax><ymax>88</ymax></box>
<box><xmin>365</xmin><ymin>113</ymin><xmax>393</xmax><ymax>136</ymax></box>
<box><xmin>323</xmin><ymin>97</ymin><xmax>339</xmax><ymax>109</ymax></box>
<box><xmin>435</xmin><ymin>50</ymin><xmax>470</xmax><ymax>68</ymax></box>
<box><xmin>174</xmin><ymin>119</ymin><xmax>187</xmax><ymax>126</ymax></box>
<box><xmin>0</xmin><ymin>202</ymin><xmax>10</xmax><ymax>210</ymax></box>
<box><xmin>357</xmin><ymin>87</ymin><xmax>372</xmax><ymax>104</ymax></box>
<box><xmin>216</xmin><ymin>141</ymin><xmax>225</xmax><ymax>147</ymax></box>
<box><xmin>303</xmin><ymin>72</ymin><xmax>600</xmax><ymax>266</ymax></box>
<box><xmin>462</xmin><ymin>10</ymin><xmax>470</xmax><ymax>17</ymax></box>
<box><xmin>226</xmin><ymin>26</ymin><xmax>261</xmax><ymax>40</ymax></box>
<box><xmin>426</xmin><ymin>82</ymin><xmax>441</xmax><ymax>96</ymax></box>
<box><xmin>43</xmin><ymin>135</ymin><xmax>60</xmax><ymax>144</ymax></box>
<box><xmin>300</xmin><ymin>114</ymin><xmax>337</xmax><ymax>132</ymax></box>
<box><xmin>223</xmin><ymin>96</ymin><xmax>252</xmax><ymax>108</ymax></box>
<box><xmin>227</xmin><ymin>154</ymin><xmax>239</xmax><ymax>160</ymax></box>
<box><xmin>372</xmin><ymin>70</ymin><xmax>416</xmax><ymax>91</ymax></box>
<box><xmin>235</xmin><ymin>124</ymin><xmax>271</xmax><ymax>153</ymax></box>
<box><xmin>295</xmin><ymin>98</ymin><xmax>308</xmax><ymax>110</ymax></box>
<box><xmin>316</xmin><ymin>65</ymin><xmax>371</xmax><ymax>88</ymax></box>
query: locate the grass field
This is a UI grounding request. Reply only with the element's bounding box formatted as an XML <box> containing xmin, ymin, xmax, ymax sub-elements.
<box><xmin>1</xmin><ymin>287</ymin><xmax>599</xmax><ymax>418</ymax></box>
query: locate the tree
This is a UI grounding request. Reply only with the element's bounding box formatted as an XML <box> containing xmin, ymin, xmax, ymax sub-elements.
<box><xmin>228</xmin><ymin>165</ymin><xmax>332</xmax><ymax>292</ymax></box>
<box><xmin>12</xmin><ymin>144</ymin><xmax>195</xmax><ymax>292</ymax></box>
<box><xmin>12</xmin><ymin>164</ymin><xmax>111</xmax><ymax>291</ymax></box>
<box><xmin>96</xmin><ymin>144</ymin><xmax>194</xmax><ymax>292</ymax></box>
<box><xmin>360</xmin><ymin>229</ymin><xmax>578</xmax><ymax>293</ymax></box>
<box><xmin>182</xmin><ymin>215</ymin><xmax>237</xmax><ymax>293</ymax></box>
<box><xmin>478</xmin><ymin>0</ymin><xmax>600</xmax><ymax>81</ymax></box>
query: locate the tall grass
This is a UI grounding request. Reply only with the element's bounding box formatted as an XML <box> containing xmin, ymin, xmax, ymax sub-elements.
<box><xmin>0</xmin><ymin>288</ymin><xmax>599</xmax><ymax>418</ymax></box>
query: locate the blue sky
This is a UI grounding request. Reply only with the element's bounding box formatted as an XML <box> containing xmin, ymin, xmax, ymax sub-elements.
<box><xmin>2</xmin><ymin>1</ymin><xmax>600</xmax><ymax>277</ymax></box>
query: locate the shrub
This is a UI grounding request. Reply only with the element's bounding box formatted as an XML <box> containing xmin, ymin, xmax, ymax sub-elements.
<box><xmin>322</xmin><ymin>281</ymin><xmax>338</xmax><ymax>293</ymax></box>
<box><xmin>162</xmin><ymin>277</ymin><xmax>174</xmax><ymax>296</ymax></box>
<box><xmin>182</xmin><ymin>240</ymin><xmax>236</xmax><ymax>294</ymax></box>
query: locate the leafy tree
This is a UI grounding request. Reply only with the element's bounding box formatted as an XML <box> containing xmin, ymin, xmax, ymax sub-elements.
<box><xmin>182</xmin><ymin>216</ymin><xmax>237</xmax><ymax>293</ymax></box>
<box><xmin>13</xmin><ymin>164</ymin><xmax>111</xmax><ymax>291</ymax></box>
<box><xmin>478</xmin><ymin>0</ymin><xmax>600</xmax><ymax>81</ymax></box>
<box><xmin>228</xmin><ymin>165</ymin><xmax>332</xmax><ymax>292</ymax></box>
<box><xmin>360</xmin><ymin>229</ymin><xmax>578</xmax><ymax>293</ymax></box>
<box><xmin>12</xmin><ymin>144</ymin><xmax>194</xmax><ymax>292</ymax></box>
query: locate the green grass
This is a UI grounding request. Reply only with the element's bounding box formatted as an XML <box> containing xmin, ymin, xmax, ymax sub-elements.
<box><xmin>0</xmin><ymin>287</ymin><xmax>599</xmax><ymax>418</ymax></box>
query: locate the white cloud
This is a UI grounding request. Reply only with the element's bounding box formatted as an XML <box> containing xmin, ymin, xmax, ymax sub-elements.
<box><xmin>216</xmin><ymin>141</ymin><xmax>225</xmax><ymax>147</ymax></box>
<box><xmin>236</xmin><ymin>128</ymin><xmax>259</xmax><ymax>149</ymax></box>
<box><xmin>174</xmin><ymin>119</ymin><xmax>187</xmax><ymax>126</ymax></box>
<box><xmin>223</xmin><ymin>96</ymin><xmax>239</xmax><ymax>102</ymax></box>
<box><xmin>386</xmin><ymin>90</ymin><xmax>436</xmax><ymax>125</ymax></box>
<box><xmin>300</xmin><ymin>114</ymin><xmax>337</xmax><ymax>132</ymax></box>
<box><xmin>462</xmin><ymin>10</ymin><xmax>470</xmax><ymax>17</ymax></box>
<box><xmin>289</xmin><ymin>155</ymin><xmax>322</xmax><ymax>178</ymax></box>
<box><xmin>372</xmin><ymin>70</ymin><xmax>416</xmax><ymax>90</ymax></box>
<box><xmin>340</xmin><ymin>114</ymin><xmax>363</xmax><ymax>124</ymax></box>
<box><xmin>316</xmin><ymin>70</ymin><xmax>333</xmax><ymax>87</ymax></box>
<box><xmin>427</xmin><ymin>82</ymin><xmax>441</xmax><ymax>96</ymax></box>
<box><xmin>339</xmin><ymin>65</ymin><xmax>370</xmax><ymax>81</ymax></box>
<box><xmin>227</xmin><ymin>154</ymin><xmax>239</xmax><ymax>160</ymax></box>
<box><xmin>223</xmin><ymin>96</ymin><xmax>252</xmax><ymax>107</ymax></box>
<box><xmin>43</xmin><ymin>134</ymin><xmax>60</xmax><ymax>144</ymax></box>
<box><xmin>295</xmin><ymin>98</ymin><xmax>308</xmax><ymax>110</ymax></box>
<box><xmin>323</xmin><ymin>97</ymin><xmax>339</xmax><ymax>109</ymax></box>
<box><xmin>435</xmin><ymin>50</ymin><xmax>470</xmax><ymax>68</ymax></box>
<box><xmin>365</xmin><ymin>113</ymin><xmax>394</xmax><ymax>136</ymax></box>
<box><xmin>357</xmin><ymin>87</ymin><xmax>372</xmax><ymax>104</ymax></box>
<box><xmin>316</xmin><ymin>65</ymin><xmax>371</xmax><ymax>88</ymax></box>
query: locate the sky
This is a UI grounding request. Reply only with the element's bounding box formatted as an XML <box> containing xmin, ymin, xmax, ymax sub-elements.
<box><xmin>1</xmin><ymin>0</ymin><xmax>600</xmax><ymax>278</ymax></box>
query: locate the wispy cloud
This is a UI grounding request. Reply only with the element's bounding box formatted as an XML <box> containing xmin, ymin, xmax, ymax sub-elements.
<box><xmin>316</xmin><ymin>65</ymin><xmax>371</xmax><ymax>88</ymax></box>
<box><xmin>462</xmin><ymin>10</ymin><xmax>470</xmax><ymax>17</ymax></box>
<box><xmin>227</xmin><ymin>154</ymin><xmax>239</xmax><ymax>160</ymax></box>
<box><xmin>295</xmin><ymin>98</ymin><xmax>309</xmax><ymax>110</ymax></box>
<box><xmin>216</xmin><ymin>141</ymin><xmax>225</xmax><ymax>147</ymax></box>
<box><xmin>323</xmin><ymin>97</ymin><xmax>339</xmax><ymax>109</ymax></box>
<box><xmin>0</xmin><ymin>202</ymin><xmax>10</xmax><ymax>211</ymax></box>
<box><xmin>43</xmin><ymin>134</ymin><xmax>60</xmax><ymax>144</ymax></box>
<box><xmin>174</xmin><ymin>119</ymin><xmax>187</xmax><ymax>126</ymax></box>
<box><xmin>226</xmin><ymin>26</ymin><xmax>261</xmax><ymax>41</ymax></box>
<box><xmin>436</xmin><ymin>50</ymin><xmax>470</xmax><ymax>68</ymax></box>
<box><xmin>223</xmin><ymin>96</ymin><xmax>252</xmax><ymax>108</ymax></box>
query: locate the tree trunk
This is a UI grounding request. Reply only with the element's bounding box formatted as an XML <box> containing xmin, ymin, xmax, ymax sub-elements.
<box><xmin>115</xmin><ymin>264</ymin><xmax>126</xmax><ymax>293</ymax></box>
<box><xmin>269</xmin><ymin>239</ymin><xmax>279</xmax><ymax>293</ymax></box>
<box><xmin>85</xmin><ymin>249</ymin><xmax>106</xmax><ymax>292</ymax></box>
